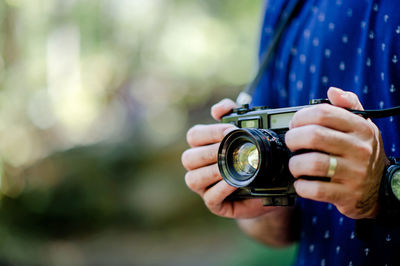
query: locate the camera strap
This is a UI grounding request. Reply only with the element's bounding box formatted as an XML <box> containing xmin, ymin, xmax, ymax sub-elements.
<box><xmin>350</xmin><ymin>106</ymin><xmax>400</xmax><ymax>119</ymax></box>
<box><xmin>236</xmin><ymin>1</ymin><xmax>400</xmax><ymax>119</ymax></box>
<box><xmin>236</xmin><ymin>0</ymin><xmax>302</xmax><ymax>105</ymax></box>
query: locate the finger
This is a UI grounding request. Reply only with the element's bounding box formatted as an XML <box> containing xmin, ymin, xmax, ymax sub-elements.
<box><xmin>215</xmin><ymin>198</ymin><xmax>267</xmax><ymax>219</ymax></box>
<box><xmin>203</xmin><ymin>180</ymin><xmax>237</xmax><ymax>214</ymax></box>
<box><xmin>211</xmin><ymin>98</ymin><xmax>238</xmax><ymax>121</ymax></box>
<box><xmin>186</xmin><ymin>124</ymin><xmax>235</xmax><ymax>147</ymax></box>
<box><xmin>327</xmin><ymin>87</ymin><xmax>364</xmax><ymax>111</ymax></box>
<box><xmin>285</xmin><ymin>124</ymin><xmax>358</xmax><ymax>155</ymax></box>
<box><xmin>290</xmin><ymin>103</ymin><xmax>368</xmax><ymax>133</ymax></box>
<box><xmin>184</xmin><ymin>164</ymin><xmax>222</xmax><ymax>196</ymax></box>
<box><xmin>294</xmin><ymin>179</ymin><xmax>349</xmax><ymax>205</ymax></box>
<box><xmin>181</xmin><ymin>143</ymin><xmax>219</xmax><ymax>170</ymax></box>
<box><xmin>289</xmin><ymin>152</ymin><xmax>369</xmax><ymax>182</ymax></box>
<box><xmin>289</xmin><ymin>152</ymin><xmax>342</xmax><ymax>179</ymax></box>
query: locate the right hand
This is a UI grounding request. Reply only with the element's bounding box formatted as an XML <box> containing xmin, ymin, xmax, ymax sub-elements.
<box><xmin>181</xmin><ymin>99</ymin><xmax>276</xmax><ymax>219</ymax></box>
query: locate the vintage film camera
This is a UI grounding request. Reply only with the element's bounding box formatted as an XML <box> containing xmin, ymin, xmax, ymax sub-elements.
<box><xmin>218</xmin><ymin>99</ymin><xmax>330</xmax><ymax>206</ymax></box>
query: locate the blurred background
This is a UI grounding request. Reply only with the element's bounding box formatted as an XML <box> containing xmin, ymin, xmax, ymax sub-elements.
<box><xmin>0</xmin><ymin>0</ymin><xmax>297</xmax><ymax>265</ymax></box>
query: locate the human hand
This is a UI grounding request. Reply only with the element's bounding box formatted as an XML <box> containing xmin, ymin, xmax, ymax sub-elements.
<box><xmin>286</xmin><ymin>87</ymin><xmax>389</xmax><ymax>219</ymax></box>
<box><xmin>182</xmin><ymin>99</ymin><xmax>276</xmax><ymax>218</ymax></box>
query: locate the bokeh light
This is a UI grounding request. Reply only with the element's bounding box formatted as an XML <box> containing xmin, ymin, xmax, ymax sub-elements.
<box><xmin>0</xmin><ymin>0</ymin><xmax>297</xmax><ymax>265</ymax></box>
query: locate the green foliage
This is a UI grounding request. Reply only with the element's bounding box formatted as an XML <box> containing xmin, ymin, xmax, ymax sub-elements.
<box><xmin>0</xmin><ymin>0</ymin><xmax>297</xmax><ymax>265</ymax></box>
<box><xmin>230</xmin><ymin>239</ymin><xmax>298</xmax><ymax>266</ymax></box>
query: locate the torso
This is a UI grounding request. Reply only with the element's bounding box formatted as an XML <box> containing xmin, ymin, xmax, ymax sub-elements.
<box><xmin>255</xmin><ymin>0</ymin><xmax>400</xmax><ymax>265</ymax></box>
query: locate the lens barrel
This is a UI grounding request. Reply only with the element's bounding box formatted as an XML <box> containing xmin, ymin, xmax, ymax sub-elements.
<box><xmin>218</xmin><ymin>128</ymin><xmax>289</xmax><ymax>188</ymax></box>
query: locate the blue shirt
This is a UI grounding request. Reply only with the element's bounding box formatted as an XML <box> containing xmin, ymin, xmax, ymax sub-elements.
<box><xmin>254</xmin><ymin>1</ymin><xmax>400</xmax><ymax>265</ymax></box>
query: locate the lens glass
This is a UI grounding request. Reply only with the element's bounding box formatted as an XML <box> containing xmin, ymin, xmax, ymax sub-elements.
<box><xmin>232</xmin><ymin>142</ymin><xmax>259</xmax><ymax>176</ymax></box>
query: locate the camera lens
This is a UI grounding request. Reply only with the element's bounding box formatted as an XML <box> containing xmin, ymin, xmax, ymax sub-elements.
<box><xmin>232</xmin><ymin>142</ymin><xmax>259</xmax><ymax>176</ymax></box>
<box><xmin>218</xmin><ymin>128</ymin><xmax>290</xmax><ymax>188</ymax></box>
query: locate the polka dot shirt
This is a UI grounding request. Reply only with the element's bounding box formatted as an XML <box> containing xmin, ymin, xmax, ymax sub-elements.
<box><xmin>252</xmin><ymin>0</ymin><xmax>400</xmax><ymax>265</ymax></box>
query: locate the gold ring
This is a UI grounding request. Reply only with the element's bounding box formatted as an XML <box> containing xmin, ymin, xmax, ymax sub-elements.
<box><xmin>327</xmin><ymin>156</ymin><xmax>337</xmax><ymax>178</ymax></box>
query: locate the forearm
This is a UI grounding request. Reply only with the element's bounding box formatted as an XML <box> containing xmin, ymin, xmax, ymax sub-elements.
<box><xmin>236</xmin><ymin>206</ymin><xmax>297</xmax><ymax>247</ymax></box>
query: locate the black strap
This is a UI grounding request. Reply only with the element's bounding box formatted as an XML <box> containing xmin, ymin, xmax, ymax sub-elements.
<box><xmin>237</xmin><ymin>0</ymin><xmax>302</xmax><ymax>104</ymax></box>
<box><xmin>351</xmin><ymin>107</ymin><xmax>400</xmax><ymax>119</ymax></box>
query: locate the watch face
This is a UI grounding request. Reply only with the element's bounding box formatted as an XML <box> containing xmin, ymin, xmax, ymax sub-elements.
<box><xmin>391</xmin><ymin>169</ymin><xmax>400</xmax><ymax>201</ymax></box>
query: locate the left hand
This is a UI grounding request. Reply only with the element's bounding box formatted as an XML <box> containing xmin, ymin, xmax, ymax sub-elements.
<box><xmin>285</xmin><ymin>87</ymin><xmax>389</xmax><ymax>219</ymax></box>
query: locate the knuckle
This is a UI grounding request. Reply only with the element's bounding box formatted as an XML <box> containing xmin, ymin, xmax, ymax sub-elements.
<box><xmin>204</xmin><ymin>195</ymin><xmax>217</xmax><ymax>209</ymax></box>
<box><xmin>360</xmin><ymin>145</ymin><xmax>373</xmax><ymax>158</ymax></box>
<box><xmin>313</xmin><ymin>104</ymin><xmax>331</xmax><ymax>123</ymax></box>
<box><xmin>346</xmin><ymin>91</ymin><xmax>361</xmax><ymax>107</ymax></box>
<box><xmin>346</xmin><ymin>91</ymin><xmax>357</xmax><ymax>98</ymax></box>
<box><xmin>359</xmin><ymin>122</ymin><xmax>375</xmax><ymax>138</ymax></box>
<box><xmin>201</xmin><ymin>146</ymin><xmax>218</xmax><ymax>162</ymax></box>
<box><xmin>309</xmin><ymin>126</ymin><xmax>325</xmax><ymax>147</ymax></box>
<box><xmin>357</xmin><ymin>142</ymin><xmax>373</xmax><ymax>160</ymax></box>
<box><xmin>312</xmin><ymin>183</ymin><xmax>326</xmax><ymax>199</ymax></box>
<box><xmin>310</xmin><ymin>154</ymin><xmax>325</xmax><ymax>174</ymax></box>
<box><xmin>208</xmin><ymin>164</ymin><xmax>220</xmax><ymax>179</ymax></box>
<box><xmin>210</xmin><ymin>126</ymin><xmax>224</xmax><ymax>142</ymax></box>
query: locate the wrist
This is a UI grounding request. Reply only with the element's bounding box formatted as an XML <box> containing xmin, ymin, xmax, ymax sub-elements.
<box><xmin>237</xmin><ymin>206</ymin><xmax>296</xmax><ymax>247</ymax></box>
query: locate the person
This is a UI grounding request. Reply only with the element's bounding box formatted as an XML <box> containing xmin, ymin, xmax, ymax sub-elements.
<box><xmin>182</xmin><ymin>1</ymin><xmax>400</xmax><ymax>265</ymax></box>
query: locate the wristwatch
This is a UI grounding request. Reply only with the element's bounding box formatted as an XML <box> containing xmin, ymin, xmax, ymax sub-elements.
<box><xmin>378</xmin><ymin>159</ymin><xmax>400</xmax><ymax>224</ymax></box>
<box><xmin>355</xmin><ymin>159</ymin><xmax>400</xmax><ymax>237</ymax></box>
<box><xmin>387</xmin><ymin>165</ymin><xmax>400</xmax><ymax>201</ymax></box>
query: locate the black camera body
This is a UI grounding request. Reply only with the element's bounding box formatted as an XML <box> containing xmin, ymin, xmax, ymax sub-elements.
<box><xmin>218</xmin><ymin>99</ymin><xmax>329</xmax><ymax>206</ymax></box>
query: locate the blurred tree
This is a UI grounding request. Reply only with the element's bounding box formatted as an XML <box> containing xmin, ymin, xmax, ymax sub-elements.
<box><xmin>0</xmin><ymin>0</ymin><xmax>298</xmax><ymax>265</ymax></box>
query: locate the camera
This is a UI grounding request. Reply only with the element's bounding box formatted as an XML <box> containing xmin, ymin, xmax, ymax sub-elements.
<box><xmin>217</xmin><ymin>99</ymin><xmax>330</xmax><ymax>206</ymax></box>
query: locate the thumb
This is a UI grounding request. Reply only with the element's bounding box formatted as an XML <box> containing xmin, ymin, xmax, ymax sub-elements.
<box><xmin>211</xmin><ymin>98</ymin><xmax>238</xmax><ymax>121</ymax></box>
<box><xmin>327</xmin><ymin>87</ymin><xmax>364</xmax><ymax>111</ymax></box>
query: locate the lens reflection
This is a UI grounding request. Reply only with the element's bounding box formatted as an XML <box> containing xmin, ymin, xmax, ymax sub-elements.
<box><xmin>232</xmin><ymin>142</ymin><xmax>259</xmax><ymax>176</ymax></box>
